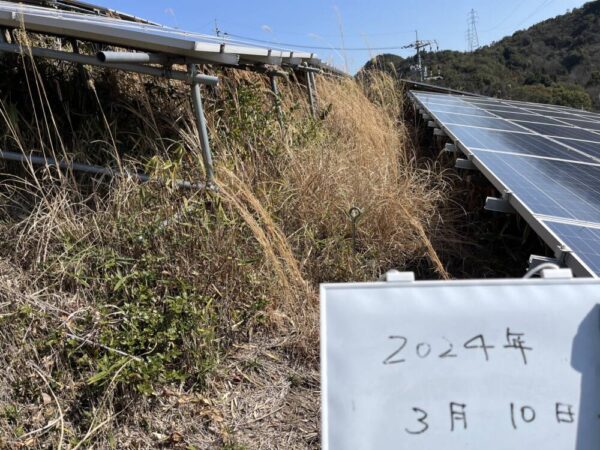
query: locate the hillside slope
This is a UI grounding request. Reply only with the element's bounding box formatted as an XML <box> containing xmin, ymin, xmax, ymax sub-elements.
<box><xmin>365</xmin><ymin>1</ymin><xmax>600</xmax><ymax>109</ymax></box>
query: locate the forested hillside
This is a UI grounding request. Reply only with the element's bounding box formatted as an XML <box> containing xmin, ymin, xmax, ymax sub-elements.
<box><xmin>364</xmin><ymin>1</ymin><xmax>600</xmax><ymax>109</ymax></box>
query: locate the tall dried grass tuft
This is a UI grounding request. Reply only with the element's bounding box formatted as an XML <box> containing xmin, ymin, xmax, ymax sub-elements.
<box><xmin>279</xmin><ymin>75</ymin><xmax>450</xmax><ymax>281</ymax></box>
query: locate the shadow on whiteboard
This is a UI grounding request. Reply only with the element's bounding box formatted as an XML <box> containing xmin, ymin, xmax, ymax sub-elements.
<box><xmin>573</xmin><ymin>304</ymin><xmax>600</xmax><ymax>450</ymax></box>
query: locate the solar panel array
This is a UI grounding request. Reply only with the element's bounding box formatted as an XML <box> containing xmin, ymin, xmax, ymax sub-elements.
<box><xmin>411</xmin><ymin>90</ymin><xmax>600</xmax><ymax>277</ymax></box>
<box><xmin>13</xmin><ymin>0</ymin><xmax>159</xmax><ymax>24</ymax></box>
<box><xmin>0</xmin><ymin>0</ymin><xmax>345</xmax><ymax>74</ymax></box>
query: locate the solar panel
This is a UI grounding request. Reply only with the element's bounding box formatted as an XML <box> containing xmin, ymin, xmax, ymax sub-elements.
<box><xmin>0</xmin><ymin>0</ymin><xmax>335</xmax><ymax>69</ymax></box>
<box><xmin>490</xmin><ymin>110</ymin><xmax>565</xmax><ymax>125</ymax></box>
<box><xmin>554</xmin><ymin>138</ymin><xmax>600</xmax><ymax>159</ymax></box>
<box><xmin>543</xmin><ymin>220</ymin><xmax>600</xmax><ymax>275</ymax></box>
<box><xmin>448</xmin><ymin>126</ymin><xmax>596</xmax><ymax>162</ymax></box>
<box><xmin>471</xmin><ymin>150</ymin><xmax>600</xmax><ymax>223</ymax></box>
<box><xmin>427</xmin><ymin>110</ymin><xmax>528</xmax><ymax>132</ymax></box>
<box><xmin>411</xmin><ymin>90</ymin><xmax>600</xmax><ymax>277</ymax></box>
<box><xmin>557</xmin><ymin>117</ymin><xmax>600</xmax><ymax>132</ymax></box>
<box><xmin>13</xmin><ymin>0</ymin><xmax>159</xmax><ymax>24</ymax></box>
<box><xmin>424</xmin><ymin>104</ymin><xmax>494</xmax><ymax>116</ymax></box>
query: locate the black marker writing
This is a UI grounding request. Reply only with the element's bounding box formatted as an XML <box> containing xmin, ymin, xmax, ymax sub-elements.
<box><xmin>383</xmin><ymin>336</ymin><xmax>407</xmax><ymax>365</ymax></box>
<box><xmin>464</xmin><ymin>335</ymin><xmax>495</xmax><ymax>361</ymax></box>
<box><xmin>450</xmin><ymin>402</ymin><xmax>468</xmax><ymax>431</ymax></box>
<box><xmin>405</xmin><ymin>407</ymin><xmax>429</xmax><ymax>435</ymax></box>
<box><xmin>503</xmin><ymin>328</ymin><xmax>533</xmax><ymax>365</ymax></box>
<box><xmin>510</xmin><ymin>403</ymin><xmax>536</xmax><ymax>429</ymax></box>
<box><xmin>556</xmin><ymin>403</ymin><xmax>575</xmax><ymax>424</ymax></box>
<box><xmin>416</xmin><ymin>343</ymin><xmax>432</xmax><ymax>359</ymax></box>
<box><xmin>439</xmin><ymin>337</ymin><xmax>458</xmax><ymax>358</ymax></box>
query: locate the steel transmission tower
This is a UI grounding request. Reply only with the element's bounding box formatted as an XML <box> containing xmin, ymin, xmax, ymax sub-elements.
<box><xmin>467</xmin><ymin>9</ymin><xmax>480</xmax><ymax>52</ymax></box>
<box><xmin>402</xmin><ymin>31</ymin><xmax>438</xmax><ymax>82</ymax></box>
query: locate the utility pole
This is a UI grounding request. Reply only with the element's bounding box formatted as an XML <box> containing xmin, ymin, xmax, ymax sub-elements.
<box><xmin>402</xmin><ymin>31</ymin><xmax>438</xmax><ymax>82</ymax></box>
<box><xmin>467</xmin><ymin>9</ymin><xmax>480</xmax><ymax>52</ymax></box>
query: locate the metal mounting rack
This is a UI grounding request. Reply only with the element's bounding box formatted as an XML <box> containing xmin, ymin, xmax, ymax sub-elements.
<box><xmin>0</xmin><ymin>0</ymin><xmax>348</xmax><ymax>186</ymax></box>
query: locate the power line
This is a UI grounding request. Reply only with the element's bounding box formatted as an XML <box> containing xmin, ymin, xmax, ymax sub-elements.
<box><xmin>514</xmin><ymin>0</ymin><xmax>556</xmax><ymax>27</ymax></box>
<box><xmin>223</xmin><ymin>33</ymin><xmax>411</xmax><ymax>52</ymax></box>
<box><xmin>480</xmin><ymin>2</ymin><xmax>525</xmax><ymax>33</ymax></box>
<box><xmin>481</xmin><ymin>0</ymin><xmax>556</xmax><ymax>34</ymax></box>
<box><xmin>213</xmin><ymin>18</ymin><xmax>416</xmax><ymax>38</ymax></box>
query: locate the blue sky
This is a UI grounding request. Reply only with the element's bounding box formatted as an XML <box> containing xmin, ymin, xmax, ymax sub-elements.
<box><xmin>100</xmin><ymin>0</ymin><xmax>587</xmax><ymax>73</ymax></box>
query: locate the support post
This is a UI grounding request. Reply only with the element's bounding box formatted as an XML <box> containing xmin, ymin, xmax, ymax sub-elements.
<box><xmin>0</xmin><ymin>27</ymin><xmax>5</xmax><ymax>54</ymax></box>
<box><xmin>306</xmin><ymin>70</ymin><xmax>316</xmax><ymax>118</ymax></box>
<box><xmin>310</xmin><ymin>71</ymin><xmax>318</xmax><ymax>115</ymax></box>
<box><xmin>269</xmin><ymin>72</ymin><xmax>284</xmax><ymax>128</ymax></box>
<box><xmin>188</xmin><ymin>63</ymin><xmax>215</xmax><ymax>186</ymax></box>
<box><xmin>69</xmin><ymin>38</ymin><xmax>91</xmax><ymax>86</ymax></box>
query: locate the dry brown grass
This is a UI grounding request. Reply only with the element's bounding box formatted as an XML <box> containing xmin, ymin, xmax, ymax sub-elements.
<box><xmin>279</xmin><ymin>76</ymin><xmax>449</xmax><ymax>281</ymax></box>
<box><xmin>0</xmin><ymin>34</ymin><xmax>451</xmax><ymax>449</ymax></box>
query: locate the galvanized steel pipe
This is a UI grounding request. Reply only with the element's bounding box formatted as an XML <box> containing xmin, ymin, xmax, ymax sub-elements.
<box><xmin>306</xmin><ymin>70</ymin><xmax>316</xmax><ymax>118</ymax></box>
<box><xmin>97</xmin><ymin>50</ymin><xmax>175</xmax><ymax>65</ymax></box>
<box><xmin>0</xmin><ymin>42</ymin><xmax>218</xmax><ymax>86</ymax></box>
<box><xmin>188</xmin><ymin>63</ymin><xmax>215</xmax><ymax>184</ymax></box>
<box><xmin>269</xmin><ymin>73</ymin><xmax>284</xmax><ymax>127</ymax></box>
<box><xmin>0</xmin><ymin>150</ymin><xmax>205</xmax><ymax>190</ymax></box>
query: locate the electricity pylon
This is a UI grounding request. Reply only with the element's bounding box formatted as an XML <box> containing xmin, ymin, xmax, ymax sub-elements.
<box><xmin>467</xmin><ymin>9</ymin><xmax>480</xmax><ymax>52</ymax></box>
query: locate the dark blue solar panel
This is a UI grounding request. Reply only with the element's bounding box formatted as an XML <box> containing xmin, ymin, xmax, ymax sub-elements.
<box><xmin>417</xmin><ymin>98</ymin><xmax>466</xmax><ymax>107</ymax></box>
<box><xmin>413</xmin><ymin>90</ymin><xmax>600</xmax><ymax>276</ymax></box>
<box><xmin>426</xmin><ymin>104</ymin><xmax>495</xmax><ymax>117</ymax></box>
<box><xmin>487</xmin><ymin>110</ymin><xmax>565</xmax><ymax>125</ymax></box>
<box><xmin>577</xmin><ymin>113</ymin><xmax>600</xmax><ymax>121</ymax></box>
<box><xmin>524</xmin><ymin>109</ymin><xmax>586</xmax><ymax>121</ymax></box>
<box><xmin>472</xmin><ymin>150</ymin><xmax>600</xmax><ymax>223</ymax></box>
<box><xmin>469</xmin><ymin>104</ymin><xmax>526</xmax><ymax>113</ymax></box>
<box><xmin>448</xmin><ymin>126</ymin><xmax>595</xmax><ymax>162</ymax></box>
<box><xmin>553</xmin><ymin>138</ymin><xmax>600</xmax><ymax>160</ymax></box>
<box><xmin>512</xmin><ymin>121</ymin><xmax>600</xmax><ymax>142</ymax></box>
<box><xmin>414</xmin><ymin>94</ymin><xmax>465</xmax><ymax>105</ymax></box>
<box><xmin>430</xmin><ymin>111</ymin><xmax>525</xmax><ymax>131</ymax></box>
<box><xmin>557</xmin><ymin>118</ymin><xmax>600</xmax><ymax>132</ymax></box>
<box><xmin>543</xmin><ymin>221</ymin><xmax>600</xmax><ymax>274</ymax></box>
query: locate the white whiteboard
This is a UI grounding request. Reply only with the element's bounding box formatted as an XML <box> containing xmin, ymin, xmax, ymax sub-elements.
<box><xmin>321</xmin><ymin>278</ymin><xmax>600</xmax><ymax>450</ymax></box>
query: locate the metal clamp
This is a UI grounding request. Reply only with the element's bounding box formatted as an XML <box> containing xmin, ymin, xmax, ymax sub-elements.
<box><xmin>485</xmin><ymin>191</ymin><xmax>516</xmax><ymax>214</ymax></box>
<box><xmin>523</xmin><ymin>263</ymin><xmax>572</xmax><ymax>279</ymax></box>
<box><xmin>381</xmin><ymin>270</ymin><xmax>415</xmax><ymax>282</ymax></box>
<box><xmin>455</xmin><ymin>158</ymin><xmax>477</xmax><ymax>171</ymax></box>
